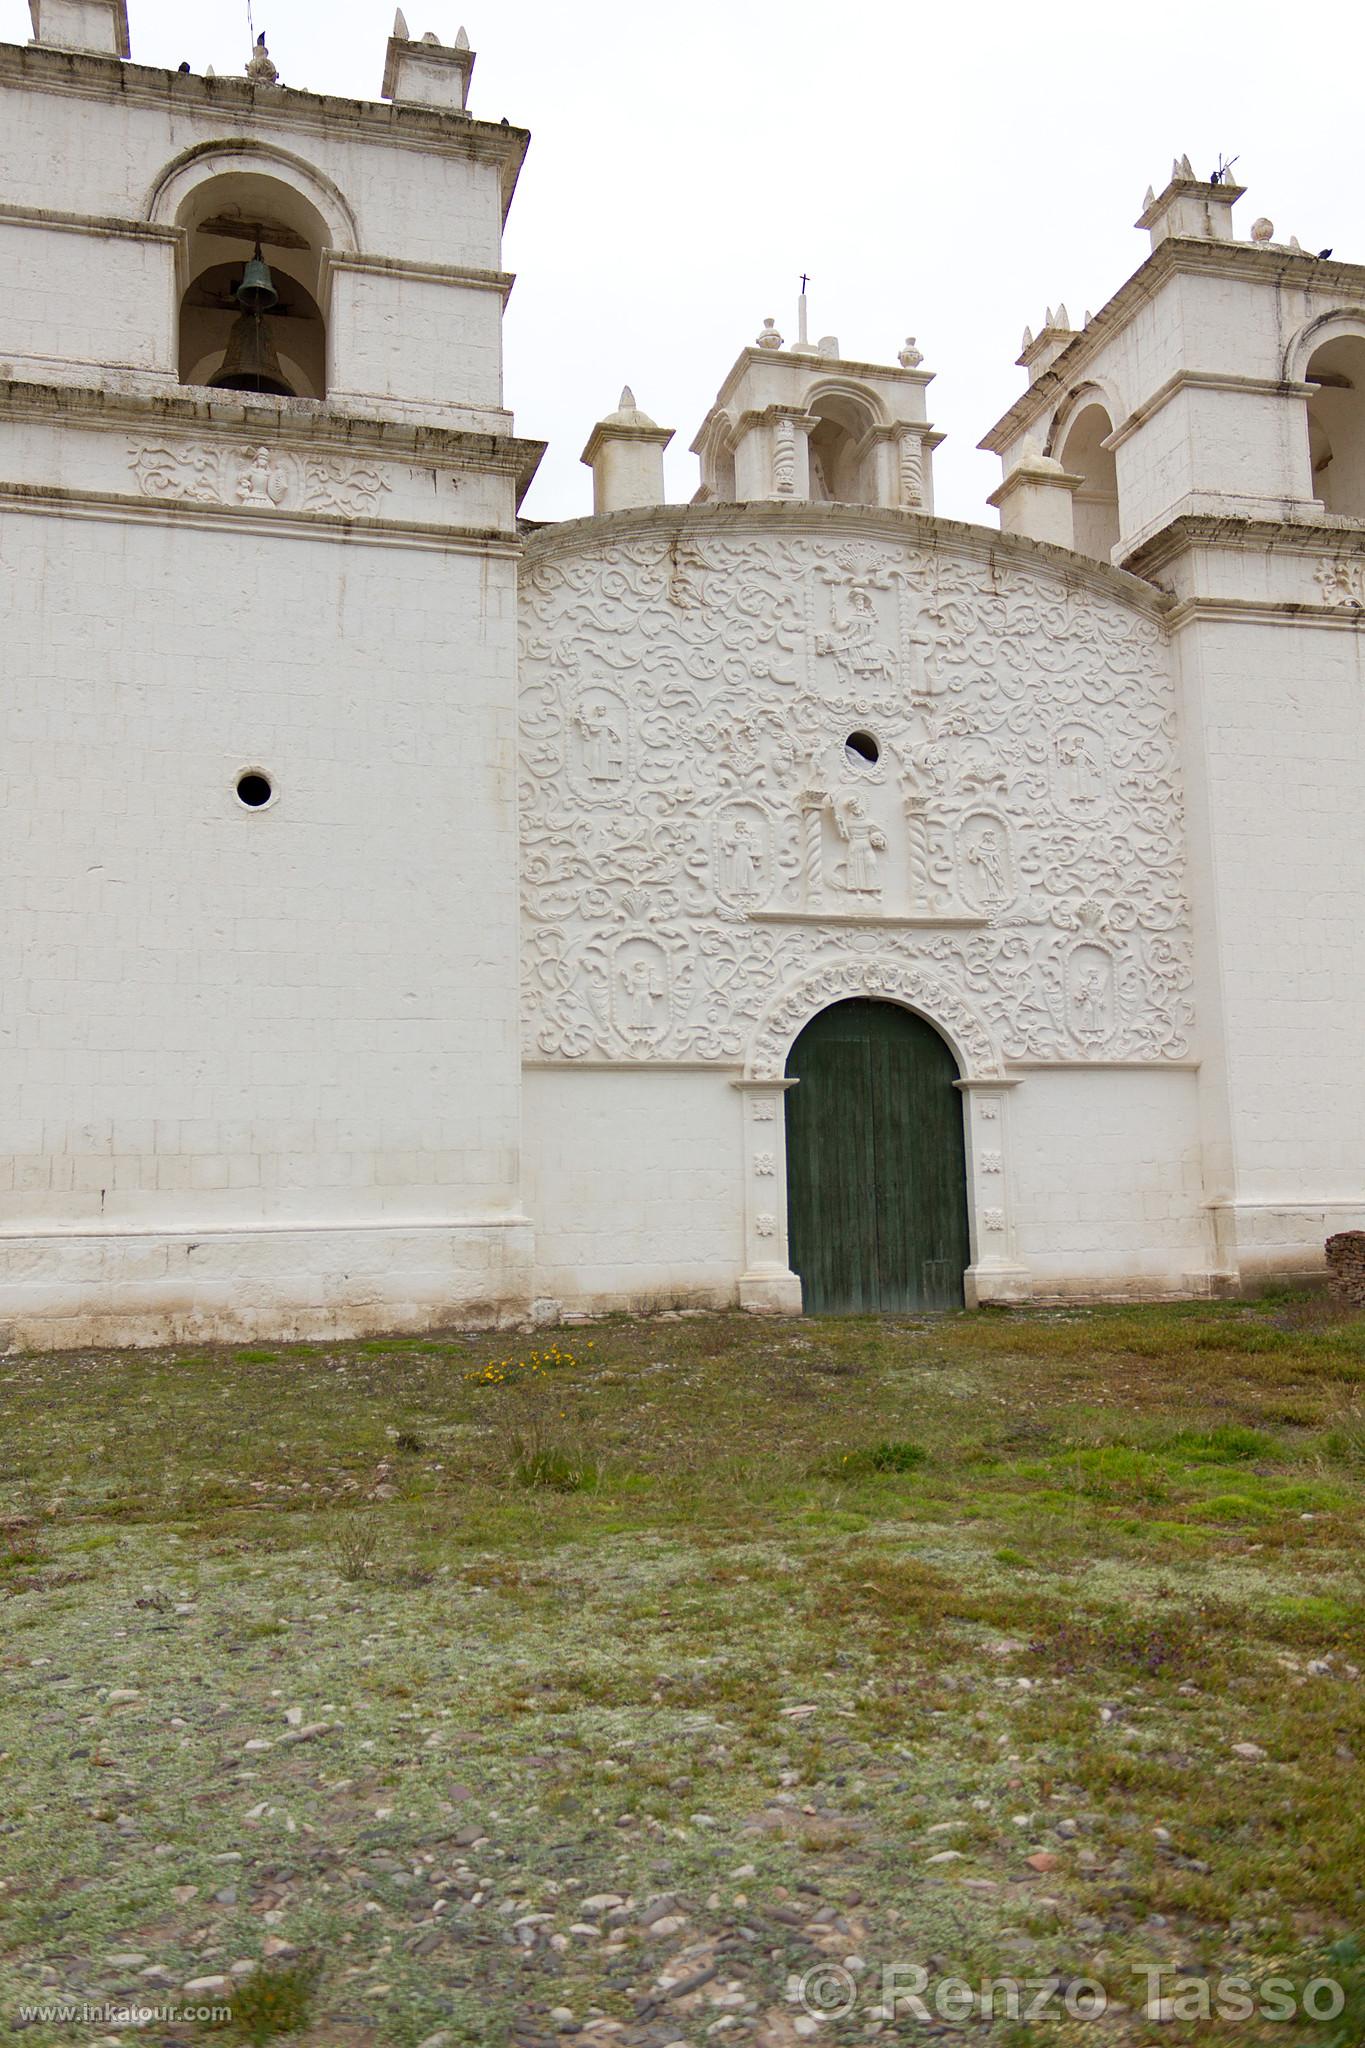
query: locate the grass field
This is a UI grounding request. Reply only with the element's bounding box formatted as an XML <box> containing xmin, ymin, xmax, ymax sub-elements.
<box><xmin>1</xmin><ymin>1295</ymin><xmax>1364</xmax><ymax>2045</ymax></box>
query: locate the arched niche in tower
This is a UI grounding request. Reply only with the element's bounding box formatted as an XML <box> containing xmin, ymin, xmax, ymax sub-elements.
<box><xmin>1305</xmin><ymin>333</ymin><xmax>1365</xmax><ymax>518</ymax></box>
<box><xmin>805</xmin><ymin>385</ymin><xmax>881</xmax><ymax>506</ymax></box>
<box><xmin>149</xmin><ymin>148</ymin><xmax>357</xmax><ymax>402</ymax></box>
<box><xmin>1055</xmin><ymin>400</ymin><xmax>1120</xmax><ymax>562</ymax></box>
<box><xmin>175</xmin><ymin>173</ymin><xmax>329</xmax><ymax>398</ymax></box>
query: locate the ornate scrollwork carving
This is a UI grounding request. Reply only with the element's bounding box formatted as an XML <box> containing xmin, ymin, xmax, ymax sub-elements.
<box><xmin>519</xmin><ymin>521</ymin><xmax>1194</xmax><ymax>1069</ymax></box>
<box><xmin>128</xmin><ymin>441</ymin><xmax>391</xmax><ymax>518</ymax></box>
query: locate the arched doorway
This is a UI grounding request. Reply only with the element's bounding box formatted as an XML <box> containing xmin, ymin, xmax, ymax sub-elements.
<box><xmin>784</xmin><ymin>999</ymin><xmax>970</xmax><ymax>1313</ymax></box>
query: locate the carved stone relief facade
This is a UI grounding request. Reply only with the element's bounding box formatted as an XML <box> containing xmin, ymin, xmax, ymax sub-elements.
<box><xmin>129</xmin><ymin>441</ymin><xmax>392</xmax><ymax>518</ymax></box>
<box><xmin>519</xmin><ymin>517</ymin><xmax>1193</xmax><ymax>1071</ymax></box>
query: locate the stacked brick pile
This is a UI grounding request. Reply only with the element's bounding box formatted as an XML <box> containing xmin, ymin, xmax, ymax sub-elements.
<box><xmin>1325</xmin><ymin>1233</ymin><xmax>1365</xmax><ymax>1308</ymax></box>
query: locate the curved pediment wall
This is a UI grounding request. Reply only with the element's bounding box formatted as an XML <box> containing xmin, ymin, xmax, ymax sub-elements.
<box><xmin>519</xmin><ymin>505</ymin><xmax>1193</xmax><ymax>1078</ymax></box>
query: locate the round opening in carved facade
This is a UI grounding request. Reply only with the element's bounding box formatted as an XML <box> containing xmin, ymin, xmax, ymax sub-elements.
<box><xmin>844</xmin><ymin>730</ymin><xmax>880</xmax><ymax>767</ymax></box>
<box><xmin>236</xmin><ymin>771</ymin><xmax>274</xmax><ymax>809</ymax></box>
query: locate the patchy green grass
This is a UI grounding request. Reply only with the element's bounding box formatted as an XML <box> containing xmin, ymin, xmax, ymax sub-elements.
<box><xmin>1</xmin><ymin>1299</ymin><xmax>1364</xmax><ymax>2044</ymax></box>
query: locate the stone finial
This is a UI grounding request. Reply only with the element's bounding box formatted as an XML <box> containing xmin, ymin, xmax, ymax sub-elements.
<box><xmin>1017</xmin><ymin>305</ymin><xmax>1081</xmax><ymax>385</ymax></box>
<box><xmin>1137</xmin><ymin>158</ymin><xmax>1245</xmax><ymax>248</ymax></box>
<box><xmin>756</xmin><ymin>318</ymin><xmax>784</xmax><ymax>351</ymax></box>
<box><xmin>816</xmin><ymin>334</ymin><xmax>840</xmax><ymax>359</ymax></box>
<box><xmin>382</xmin><ymin>18</ymin><xmax>475</xmax><ymax>108</ymax></box>
<box><xmin>27</xmin><ymin>0</ymin><xmax>130</xmax><ymax>58</ymax></box>
<box><xmin>898</xmin><ymin>336</ymin><xmax>924</xmax><ymax>368</ymax></box>
<box><xmin>246</xmin><ymin>32</ymin><xmax>278</xmax><ymax>82</ymax></box>
<box><xmin>581</xmin><ymin>390</ymin><xmax>675</xmax><ymax>515</ymax></box>
<box><xmin>1250</xmin><ymin>216</ymin><xmax>1274</xmax><ymax>244</ymax></box>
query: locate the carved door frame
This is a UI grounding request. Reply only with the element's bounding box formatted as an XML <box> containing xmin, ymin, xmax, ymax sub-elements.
<box><xmin>738</xmin><ymin>962</ymin><xmax>1032</xmax><ymax>1311</ymax></box>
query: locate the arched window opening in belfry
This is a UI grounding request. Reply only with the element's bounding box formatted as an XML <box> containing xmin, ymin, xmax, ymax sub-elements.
<box><xmin>175</xmin><ymin>172</ymin><xmax>330</xmax><ymax>399</ymax></box>
<box><xmin>806</xmin><ymin>392</ymin><xmax>876</xmax><ymax>506</ymax></box>
<box><xmin>1305</xmin><ymin>334</ymin><xmax>1365</xmax><ymax>517</ymax></box>
<box><xmin>1057</xmin><ymin>402</ymin><xmax>1120</xmax><ymax>561</ymax></box>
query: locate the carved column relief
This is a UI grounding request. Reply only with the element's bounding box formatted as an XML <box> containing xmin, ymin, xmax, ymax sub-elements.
<box><xmin>960</xmin><ymin>1084</ymin><xmax>1030</xmax><ymax>1302</ymax></box>
<box><xmin>897</xmin><ymin>430</ymin><xmax>926</xmax><ymax>510</ymax></box>
<box><xmin>734</xmin><ymin>1081</ymin><xmax>803</xmax><ymax>1313</ymax></box>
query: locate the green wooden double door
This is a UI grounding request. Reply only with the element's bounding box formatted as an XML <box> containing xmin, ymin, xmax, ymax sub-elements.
<box><xmin>784</xmin><ymin>999</ymin><xmax>970</xmax><ymax>1314</ymax></box>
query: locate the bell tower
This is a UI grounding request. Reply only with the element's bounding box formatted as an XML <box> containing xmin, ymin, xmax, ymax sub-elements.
<box><xmin>692</xmin><ymin>290</ymin><xmax>942</xmax><ymax>512</ymax></box>
<box><xmin>983</xmin><ymin>162</ymin><xmax>1365</xmax><ymax>1289</ymax></box>
<box><xmin>0</xmin><ymin>9</ymin><xmax>545</xmax><ymax>1345</ymax></box>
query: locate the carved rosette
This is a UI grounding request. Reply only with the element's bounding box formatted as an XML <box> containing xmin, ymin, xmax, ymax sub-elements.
<box><xmin>519</xmin><ymin>519</ymin><xmax>1194</xmax><ymax>1071</ymax></box>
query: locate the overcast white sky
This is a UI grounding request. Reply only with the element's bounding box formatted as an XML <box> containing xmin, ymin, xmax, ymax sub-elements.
<box><xmin>13</xmin><ymin>0</ymin><xmax>1363</xmax><ymax>522</ymax></box>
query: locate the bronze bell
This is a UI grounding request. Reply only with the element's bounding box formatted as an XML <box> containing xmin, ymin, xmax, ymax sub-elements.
<box><xmin>236</xmin><ymin>240</ymin><xmax>279</xmax><ymax>315</ymax></box>
<box><xmin>211</xmin><ymin>308</ymin><xmax>292</xmax><ymax>396</ymax></box>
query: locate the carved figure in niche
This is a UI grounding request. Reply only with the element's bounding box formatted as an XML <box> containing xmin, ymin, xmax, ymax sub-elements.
<box><xmin>576</xmin><ymin>702</ymin><xmax>625</xmax><ymax>783</ymax></box>
<box><xmin>719</xmin><ymin>818</ymin><xmax>762</xmax><ymax>899</ymax></box>
<box><xmin>965</xmin><ymin>826</ymin><xmax>1008</xmax><ymax>904</ymax></box>
<box><xmin>238</xmin><ymin>446</ymin><xmax>288</xmax><ymax>509</ymax></box>
<box><xmin>815</xmin><ymin>583</ymin><xmax>898</xmax><ymax>685</ymax></box>
<box><xmin>620</xmin><ymin>956</ymin><xmax>665</xmax><ymax>1031</ymax></box>
<box><xmin>1055</xmin><ymin>730</ymin><xmax>1103</xmax><ymax>805</ymax></box>
<box><xmin>1074</xmin><ymin>969</ymin><xmax>1106</xmax><ymax>1037</ymax></box>
<box><xmin>833</xmin><ymin>794</ymin><xmax>887</xmax><ymax>893</ymax></box>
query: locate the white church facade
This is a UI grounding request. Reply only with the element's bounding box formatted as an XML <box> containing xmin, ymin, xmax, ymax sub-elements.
<box><xmin>0</xmin><ymin>1</ymin><xmax>1361</xmax><ymax>1345</ymax></box>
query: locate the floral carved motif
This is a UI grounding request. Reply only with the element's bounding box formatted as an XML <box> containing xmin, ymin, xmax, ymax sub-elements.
<box><xmin>128</xmin><ymin>442</ymin><xmax>391</xmax><ymax>518</ymax></box>
<box><xmin>1315</xmin><ymin>556</ymin><xmax>1365</xmax><ymax>609</ymax></box>
<box><xmin>519</xmin><ymin>524</ymin><xmax>1194</xmax><ymax>1069</ymax></box>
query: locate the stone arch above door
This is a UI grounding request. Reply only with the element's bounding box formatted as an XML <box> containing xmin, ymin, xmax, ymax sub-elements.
<box><xmin>743</xmin><ymin>957</ymin><xmax>1003</xmax><ymax>1084</ymax></box>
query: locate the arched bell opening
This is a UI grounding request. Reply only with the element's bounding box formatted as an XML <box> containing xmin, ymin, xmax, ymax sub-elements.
<box><xmin>175</xmin><ymin>172</ymin><xmax>331</xmax><ymax>400</ymax></box>
<box><xmin>806</xmin><ymin>390</ymin><xmax>879</xmax><ymax>506</ymax></box>
<box><xmin>783</xmin><ymin>998</ymin><xmax>970</xmax><ymax>1313</ymax></box>
<box><xmin>1305</xmin><ymin>333</ymin><xmax>1365</xmax><ymax>517</ymax></box>
<box><xmin>1056</xmin><ymin>401</ymin><xmax>1120</xmax><ymax>561</ymax></box>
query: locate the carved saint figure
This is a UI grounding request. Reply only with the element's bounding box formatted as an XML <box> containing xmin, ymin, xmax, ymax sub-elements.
<box><xmin>815</xmin><ymin>583</ymin><xmax>897</xmax><ymax>684</ymax></box>
<box><xmin>833</xmin><ymin>794</ymin><xmax>887</xmax><ymax>893</ymax></box>
<box><xmin>718</xmin><ymin>818</ymin><xmax>762</xmax><ymax>898</ymax></box>
<box><xmin>620</xmin><ymin>957</ymin><xmax>664</xmax><ymax>1031</ymax></box>
<box><xmin>965</xmin><ymin>826</ymin><xmax>1008</xmax><ymax>903</ymax></box>
<box><xmin>1073</xmin><ymin>969</ymin><xmax>1106</xmax><ymax>1036</ymax></box>
<box><xmin>576</xmin><ymin>702</ymin><xmax>625</xmax><ymax>782</ymax></box>
<box><xmin>1056</xmin><ymin>731</ymin><xmax>1102</xmax><ymax>804</ymax></box>
<box><xmin>238</xmin><ymin>446</ymin><xmax>287</xmax><ymax>509</ymax></box>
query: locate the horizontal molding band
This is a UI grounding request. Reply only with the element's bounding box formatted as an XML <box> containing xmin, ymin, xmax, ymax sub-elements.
<box><xmin>750</xmin><ymin>909</ymin><xmax>989</xmax><ymax>930</ymax></box>
<box><xmin>0</xmin><ymin>375</ymin><xmax>531</xmax><ymax>470</ymax></box>
<box><xmin>0</xmin><ymin>1215</ymin><xmax>532</xmax><ymax>1244</ymax></box>
<box><xmin>0</xmin><ymin>201</ymin><xmax>180</xmax><ymax>242</ymax></box>
<box><xmin>0</xmin><ymin>482</ymin><xmax>522</xmax><ymax>555</ymax></box>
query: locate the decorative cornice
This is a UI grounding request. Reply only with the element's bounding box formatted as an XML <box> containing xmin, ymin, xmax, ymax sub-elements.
<box><xmin>522</xmin><ymin>499</ymin><xmax>1172</xmax><ymax>619</ymax></box>
<box><xmin>0</xmin><ymin>375</ymin><xmax>544</xmax><ymax>496</ymax></box>
<box><xmin>979</xmin><ymin>236</ymin><xmax>1365</xmax><ymax>454</ymax></box>
<box><xmin>0</xmin><ymin>40</ymin><xmax>530</xmax><ymax>217</ymax></box>
<box><xmin>319</xmin><ymin>251</ymin><xmax>516</xmax><ymax>299</ymax></box>
<box><xmin>1123</xmin><ymin>510</ymin><xmax>1365</xmax><ymax>581</ymax></box>
<box><xmin>0</xmin><ymin>200</ymin><xmax>179</xmax><ymax>242</ymax></box>
<box><xmin>1106</xmin><ymin>368</ymin><xmax>1317</xmax><ymax>451</ymax></box>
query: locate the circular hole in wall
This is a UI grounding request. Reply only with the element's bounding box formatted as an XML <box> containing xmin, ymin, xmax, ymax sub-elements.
<box><xmin>236</xmin><ymin>771</ymin><xmax>274</xmax><ymax>809</ymax></box>
<box><xmin>844</xmin><ymin>730</ymin><xmax>881</xmax><ymax>768</ymax></box>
